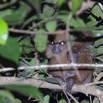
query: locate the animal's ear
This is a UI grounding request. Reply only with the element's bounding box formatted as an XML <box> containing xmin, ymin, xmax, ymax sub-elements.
<box><xmin>70</xmin><ymin>31</ymin><xmax>93</xmax><ymax>40</ymax></box>
<box><xmin>45</xmin><ymin>37</ymin><xmax>54</xmax><ymax>59</ymax></box>
<box><xmin>48</xmin><ymin>35</ymin><xmax>55</xmax><ymax>42</ymax></box>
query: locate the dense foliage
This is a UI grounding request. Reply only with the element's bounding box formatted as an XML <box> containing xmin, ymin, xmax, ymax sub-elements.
<box><xmin>0</xmin><ymin>0</ymin><xmax>103</xmax><ymax>103</ymax></box>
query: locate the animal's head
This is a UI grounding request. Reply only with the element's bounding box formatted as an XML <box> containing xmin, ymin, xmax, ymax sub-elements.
<box><xmin>48</xmin><ymin>30</ymin><xmax>67</xmax><ymax>54</ymax></box>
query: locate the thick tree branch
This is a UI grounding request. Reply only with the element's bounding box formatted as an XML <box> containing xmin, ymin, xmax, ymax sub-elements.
<box><xmin>0</xmin><ymin>76</ymin><xmax>103</xmax><ymax>101</ymax></box>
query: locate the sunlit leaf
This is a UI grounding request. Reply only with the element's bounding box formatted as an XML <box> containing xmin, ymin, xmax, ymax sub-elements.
<box><xmin>0</xmin><ymin>18</ymin><xmax>8</xmax><ymax>45</ymax></box>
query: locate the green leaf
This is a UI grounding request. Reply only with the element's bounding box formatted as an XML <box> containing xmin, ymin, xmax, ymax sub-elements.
<box><xmin>59</xmin><ymin>99</ymin><xmax>67</xmax><ymax>103</ymax></box>
<box><xmin>91</xmin><ymin>4</ymin><xmax>103</xmax><ymax>19</ymax></box>
<box><xmin>86</xmin><ymin>15</ymin><xmax>98</xmax><ymax>27</ymax></box>
<box><xmin>92</xmin><ymin>29</ymin><xmax>103</xmax><ymax>37</ymax></box>
<box><xmin>39</xmin><ymin>95</ymin><xmax>50</xmax><ymax>103</ymax></box>
<box><xmin>0</xmin><ymin>37</ymin><xmax>20</xmax><ymax>64</ymax></box>
<box><xmin>94</xmin><ymin>38</ymin><xmax>103</xmax><ymax>47</ymax></box>
<box><xmin>43</xmin><ymin>5</ymin><xmax>55</xmax><ymax>17</ymax></box>
<box><xmin>21</xmin><ymin>16</ymin><xmax>37</xmax><ymax>28</ymax></box>
<box><xmin>19</xmin><ymin>36</ymin><xmax>33</xmax><ymax>54</ymax></box>
<box><xmin>81</xmin><ymin>100</ymin><xmax>89</xmax><ymax>103</ymax></box>
<box><xmin>93</xmin><ymin>97</ymin><xmax>100</xmax><ymax>103</ymax></box>
<box><xmin>27</xmin><ymin>0</ymin><xmax>41</xmax><ymax>12</ymax></box>
<box><xmin>88</xmin><ymin>45</ymin><xmax>97</xmax><ymax>55</ymax></box>
<box><xmin>45</xmin><ymin>77</ymin><xmax>60</xmax><ymax>84</ymax></box>
<box><xmin>0</xmin><ymin>18</ymin><xmax>8</xmax><ymax>45</ymax></box>
<box><xmin>96</xmin><ymin>46</ymin><xmax>103</xmax><ymax>56</ymax></box>
<box><xmin>26</xmin><ymin>58</ymin><xmax>37</xmax><ymax>72</ymax></box>
<box><xmin>3</xmin><ymin>3</ymin><xmax>30</xmax><ymax>26</ymax></box>
<box><xmin>71</xmin><ymin>0</ymin><xmax>83</xmax><ymax>14</ymax></box>
<box><xmin>87</xmin><ymin>4</ymin><xmax>103</xmax><ymax>27</ymax></box>
<box><xmin>69</xmin><ymin>16</ymin><xmax>86</xmax><ymax>28</ymax></box>
<box><xmin>58</xmin><ymin>15</ymin><xmax>68</xmax><ymax>23</ymax></box>
<box><xmin>35</xmin><ymin>29</ymin><xmax>48</xmax><ymax>52</ymax></box>
<box><xmin>4</xmin><ymin>84</ymin><xmax>43</xmax><ymax>102</ymax></box>
<box><xmin>39</xmin><ymin>59</ymin><xmax>48</xmax><ymax>80</ymax></box>
<box><xmin>39</xmin><ymin>59</ymin><xmax>48</xmax><ymax>73</ymax></box>
<box><xmin>0</xmin><ymin>9</ymin><xmax>13</xmax><ymax>18</ymax></box>
<box><xmin>57</xmin><ymin>0</ymin><xmax>67</xmax><ymax>7</ymax></box>
<box><xmin>45</xmin><ymin>20</ymin><xmax>57</xmax><ymax>32</ymax></box>
<box><xmin>45</xmin><ymin>0</ymin><xmax>57</xmax><ymax>4</ymax></box>
<box><xmin>0</xmin><ymin>90</ymin><xmax>15</xmax><ymax>103</ymax></box>
<box><xmin>15</xmin><ymin>99</ymin><xmax>22</xmax><ymax>103</ymax></box>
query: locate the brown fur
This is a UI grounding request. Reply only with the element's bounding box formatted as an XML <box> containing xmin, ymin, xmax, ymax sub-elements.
<box><xmin>45</xmin><ymin>30</ymin><xmax>93</xmax><ymax>93</ymax></box>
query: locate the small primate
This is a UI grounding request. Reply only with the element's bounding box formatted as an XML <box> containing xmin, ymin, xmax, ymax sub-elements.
<box><xmin>45</xmin><ymin>30</ymin><xmax>93</xmax><ymax>93</ymax></box>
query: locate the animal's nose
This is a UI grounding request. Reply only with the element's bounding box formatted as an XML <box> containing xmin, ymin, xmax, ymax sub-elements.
<box><xmin>52</xmin><ymin>44</ymin><xmax>61</xmax><ymax>54</ymax></box>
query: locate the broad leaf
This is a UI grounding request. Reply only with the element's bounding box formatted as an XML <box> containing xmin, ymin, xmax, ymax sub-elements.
<box><xmin>45</xmin><ymin>77</ymin><xmax>60</xmax><ymax>84</ymax></box>
<box><xmin>57</xmin><ymin>0</ymin><xmax>67</xmax><ymax>7</ymax></box>
<box><xmin>45</xmin><ymin>20</ymin><xmax>57</xmax><ymax>32</ymax></box>
<box><xmin>35</xmin><ymin>29</ymin><xmax>48</xmax><ymax>52</ymax></box>
<box><xmin>0</xmin><ymin>37</ymin><xmax>20</xmax><ymax>64</ymax></box>
<box><xmin>91</xmin><ymin>4</ymin><xmax>103</xmax><ymax>19</ymax></box>
<box><xmin>69</xmin><ymin>16</ymin><xmax>86</xmax><ymax>28</ymax></box>
<box><xmin>0</xmin><ymin>18</ymin><xmax>8</xmax><ymax>45</ymax></box>
<box><xmin>4</xmin><ymin>84</ymin><xmax>43</xmax><ymax>102</ymax></box>
<box><xmin>40</xmin><ymin>95</ymin><xmax>50</xmax><ymax>103</ymax></box>
<box><xmin>94</xmin><ymin>38</ymin><xmax>103</xmax><ymax>47</ymax></box>
<box><xmin>71</xmin><ymin>0</ymin><xmax>83</xmax><ymax>14</ymax></box>
<box><xmin>59</xmin><ymin>99</ymin><xmax>67</xmax><ymax>103</ymax></box>
<box><xmin>96</xmin><ymin>46</ymin><xmax>103</xmax><ymax>56</ymax></box>
<box><xmin>81</xmin><ymin>100</ymin><xmax>89</xmax><ymax>103</ymax></box>
<box><xmin>93</xmin><ymin>97</ymin><xmax>100</xmax><ymax>103</ymax></box>
<box><xmin>0</xmin><ymin>90</ymin><xmax>15</xmax><ymax>103</ymax></box>
<box><xmin>3</xmin><ymin>3</ymin><xmax>30</xmax><ymax>26</ymax></box>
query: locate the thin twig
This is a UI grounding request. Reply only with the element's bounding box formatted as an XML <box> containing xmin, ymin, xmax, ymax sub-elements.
<box><xmin>9</xmin><ymin>27</ymin><xmax>103</xmax><ymax>36</ymax></box>
<box><xmin>67</xmin><ymin>92</ymin><xmax>79</xmax><ymax>103</ymax></box>
<box><xmin>65</xmin><ymin>13</ymin><xmax>82</xmax><ymax>81</ymax></box>
<box><xmin>9</xmin><ymin>28</ymin><xmax>66</xmax><ymax>35</ymax></box>
<box><xmin>0</xmin><ymin>0</ymin><xmax>17</xmax><ymax>10</ymax></box>
<box><xmin>0</xmin><ymin>63</ymin><xmax>103</xmax><ymax>73</ymax></box>
<box><xmin>66</xmin><ymin>13</ymin><xmax>74</xmax><ymax>63</ymax></box>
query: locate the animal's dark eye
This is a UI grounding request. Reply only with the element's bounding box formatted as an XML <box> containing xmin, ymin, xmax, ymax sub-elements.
<box><xmin>60</xmin><ymin>41</ymin><xmax>65</xmax><ymax>45</ymax></box>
